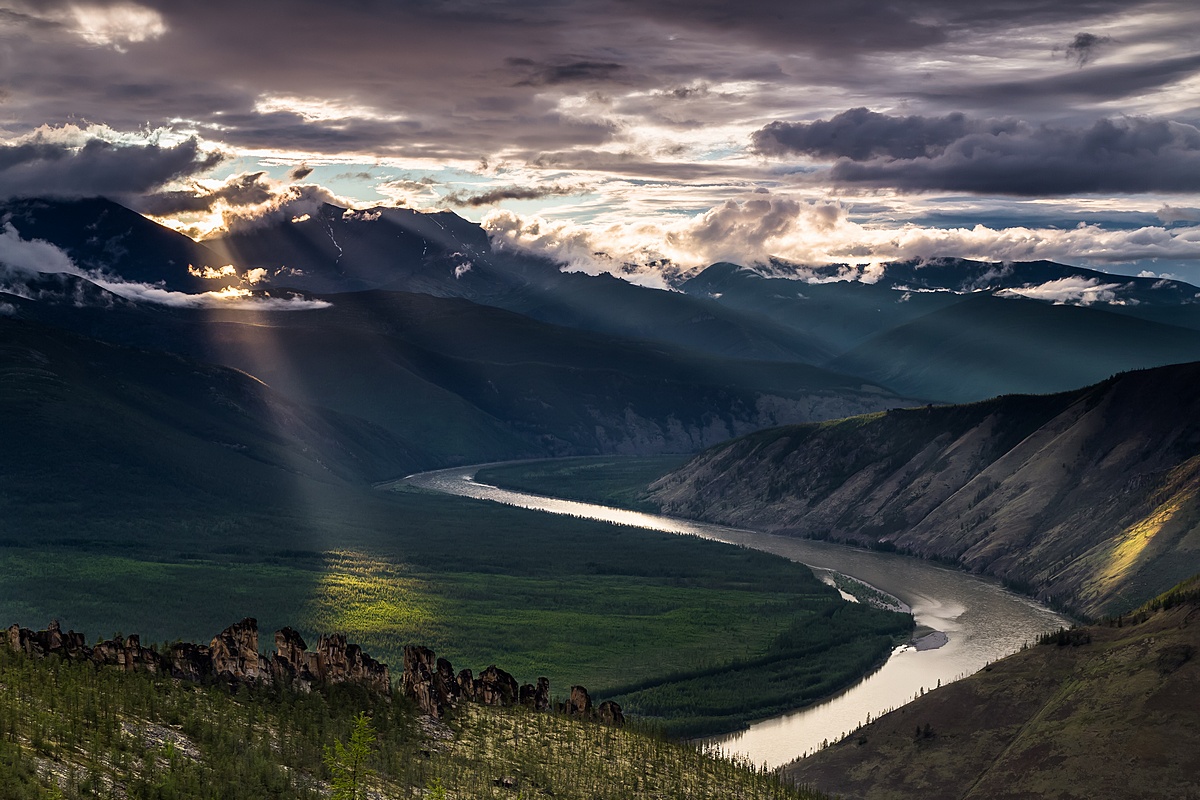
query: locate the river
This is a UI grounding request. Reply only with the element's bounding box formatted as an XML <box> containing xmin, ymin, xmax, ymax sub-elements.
<box><xmin>396</xmin><ymin>465</ymin><xmax>1069</xmax><ymax>769</ymax></box>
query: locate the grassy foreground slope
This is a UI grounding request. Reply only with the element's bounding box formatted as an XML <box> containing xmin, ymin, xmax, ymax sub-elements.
<box><xmin>0</xmin><ymin>644</ymin><xmax>821</xmax><ymax>799</ymax></box>
<box><xmin>786</xmin><ymin>577</ymin><xmax>1200</xmax><ymax>800</ymax></box>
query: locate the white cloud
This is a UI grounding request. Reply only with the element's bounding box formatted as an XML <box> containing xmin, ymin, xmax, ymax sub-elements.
<box><xmin>484</xmin><ymin>191</ymin><xmax>1200</xmax><ymax>283</ymax></box>
<box><xmin>71</xmin><ymin>3</ymin><xmax>166</xmax><ymax>49</ymax></box>
<box><xmin>0</xmin><ymin>223</ymin><xmax>329</xmax><ymax>310</ymax></box>
<box><xmin>92</xmin><ymin>281</ymin><xmax>331</xmax><ymax>309</ymax></box>
<box><xmin>0</xmin><ymin>224</ymin><xmax>77</xmax><ymax>274</ymax></box>
<box><xmin>997</xmin><ymin>276</ymin><xmax>1126</xmax><ymax>306</ymax></box>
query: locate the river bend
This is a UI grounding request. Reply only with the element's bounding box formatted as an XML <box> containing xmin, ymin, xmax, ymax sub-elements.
<box><xmin>395</xmin><ymin>465</ymin><xmax>1068</xmax><ymax>769</ymax></box>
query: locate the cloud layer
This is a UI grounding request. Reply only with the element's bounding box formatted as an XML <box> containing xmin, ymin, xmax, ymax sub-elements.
<box><xmin>0</xmin><ymin>223</ymin><xmax>329</xmax><ymax>309</ymax></box>
<box><xmin>0</xmin><ymin>135</ymin><xmax>223</xmax><ymax>199</ymax></box>
<box><xmin>486</xmin><ymin>192</ymin><xmax>1200</xmax><ymax>280</ymax></box>
<box><xmin>0</xmin><ymin>0</ymin><xmax>1198</xmax><ymax>276</ymax></box>
<box><xmin>756</xmin><ymin>112</ymin><xmax>1200</xmax><ymax>195</ymax></box>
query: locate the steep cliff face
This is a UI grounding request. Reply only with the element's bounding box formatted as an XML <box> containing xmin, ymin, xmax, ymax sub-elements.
<box><xmin>651</xmin><ymin>362</ymin><xmax>1200</xmax><ymax>615</ymax></box>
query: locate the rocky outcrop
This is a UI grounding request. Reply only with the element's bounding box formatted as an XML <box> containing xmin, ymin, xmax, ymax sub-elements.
<box><xmin>4</xmin><ymin>619</ymin><xmax>390</xmax><ymax>696</ymax></box>
<box><xmin>563</xmin><ymin>685</ymin><xmax>592</xmax><ymax>717</ymax></box>
<box><xmin>169</xmin><ymin>641</ymin><xmax>213</xmax><ymax>683</ymax></box>
<box><xmin>272</xmin><ymin>628</ymin><xmax>390</xmax><ymax>694</ymax></box>
<box><xmin>518</xmin><ymin>677</ymin><xmax>551</xmax><ymax>711</ymax></box>
<box><xmin>456</xmin><ymin>668</ymin><xmax>476</xmax><ymax>701</ymax></box>
<box><xmin>400</xmin><ymin>647</ymin><xmax>444</xmax><ymax>714</ymax></box>
<box><xmin>92</xmin><ymin>634</ymin><xmax>163</xmax><ymax>673</ymax></box>
<box><xmin>476</xmin><ymin>665</ymin><xmax>519</xmax><ymax>707</ymax></box>
<box><xmin>597</xmin><ymin>700</ymin><xmax>625</xmax><ymax>726</ymax></box>
<box><xmin>7</xmin><ymin>620</ymin><xmax>87</xmax><ymax>659</ymax></box>
<box><xmin>210</xmin><ymin>618</ymin><xmax>267</xmax><ymax>682</ymax></box>
<box><xmin>308</xmin><ymin>633</ymin><xmax>391</xmax><ymax>694</ymax></box>
<box><xmin>398</xmin><ymin>646</ymin><xmax>621</xmax><ymax>725</ymax></box>
<box><xmin>272</xmin><ymin>627</ymin><xmax>315</xmax><ymax>685</ymax></box>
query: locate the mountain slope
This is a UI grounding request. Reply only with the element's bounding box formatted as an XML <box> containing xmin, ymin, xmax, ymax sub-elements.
<box><xmin>0</xmin><ymin>316</ymin><xmax>419</xmax><ymax>522</ymax></box>
<box><xmin>651</xmin><ymin>362</ymin><xmax>1200</xmax><ymax>616</ymax></box>
<box><xmin>785</xmin><ymin>578</ymin><xmax>1200</xmax><ymax>800</ymax></box>
<box><xmin>5</xmin><ymin>274</ymin><xmax>908</xmax><ymax>463</ymax></box>
<box><xmin>0</xmin><ymin>196</ymin><xmax>226</xmax><ymax>292</ymax></box>
<box><xmin>211</xmin><ymin>202</ymin><xmax>836</xmax><ymax>363</ymax></box>
<box><xmin>828</xmin><ymin>293</ymin><xmax>1200</xmax><ymax>402</ymax></box>
<box><xmin>683</xmin><ymin>259</ymin><xmax>1200</xmax><ymax>402</ymax></box>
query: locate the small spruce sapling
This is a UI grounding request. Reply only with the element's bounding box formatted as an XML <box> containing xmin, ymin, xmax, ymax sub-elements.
<box><xmin>324</xmin><ymin>712</ymin><xmax>376</xmax><ymax>800</ymax></box>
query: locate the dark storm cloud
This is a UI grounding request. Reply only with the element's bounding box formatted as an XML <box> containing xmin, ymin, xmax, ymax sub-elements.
<box><xmin>0</xmin><ymin>137</ymin><xmax>223</xmax><ymax>199</ymax></box>
<box><xmin>615</xmin><ymin>0</ymin><xmax>1164</xmax><ymax>57</ymax></box>
<box><xmin>764</xmin><ymin>114</ymin><xmax>1200</xmax><ymax>195</ymax></box>
<box><xmin>3</xmin><ymin>0</ymin><xmax>1199</xmax><ymax>204</ymax></box>
<box><xmin>288</xmin><ymin>164</ymin><xmax>314</xmax><ymax>181</ymax></box>
<box><xmin>1064</xmin><ymin>32</ymin><xmax>1112</xmax><ymax>66</ymax></box>
<box><xmin>926</xmin><ymin>54</ymin><xmax>1200</xmax><ymax>109</ymax></box>
<box><xmin>135</xmin><ymin>171</ymin><xmax>276</xmax><ymax>215</ymax></box>
<box><xmin>511</xmin><ymin>59</ymin><xmax>628</xmax><ymax>87</ymax></box>
<box><xmin>443</xmin><ymin>183</ymin><xmax>589</xmax><ymax>207</ymax></box>
<box><xmin>752</xmin><ymin>108</ymin><xmax>1020</xmax><ymax>160</ymax></box>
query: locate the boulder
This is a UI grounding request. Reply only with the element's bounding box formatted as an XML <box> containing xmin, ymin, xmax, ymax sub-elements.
<box><xmin>598</xmin><ymin>700</ymin><xmax>625</xmax><ymax>726</ymax></box>
<box><xmin>476</xmin><ymin>665</ymin><xmax>519</xmax><ymax>707</ymax></box>
<box><xmin>534</xmin><ymin>677</ymin><xmax>551</xmax><ymax>712</ymax></box>
<box><xmin>564</xmin><ymin>685</ymin><xmax>592</xmax><ymax>717</ymax></box>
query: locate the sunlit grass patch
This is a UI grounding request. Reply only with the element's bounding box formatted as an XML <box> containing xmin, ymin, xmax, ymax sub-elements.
<box><xmin>302</xmin><ymin>554</ymin><xmax>444</xmax><ymax>642</ymax></box>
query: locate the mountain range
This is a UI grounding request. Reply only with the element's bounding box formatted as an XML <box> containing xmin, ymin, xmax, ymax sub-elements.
<box><xmin>5</xmin><ymin>196</ymin><xmax>1200</xmax><ymax>610</ymax></box>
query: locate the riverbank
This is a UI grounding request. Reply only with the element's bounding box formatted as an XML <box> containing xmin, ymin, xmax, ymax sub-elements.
<box><xmin>411</xmin><ymin>459</ymin><xmax>1068</xmax><ymax>767</ymax></box>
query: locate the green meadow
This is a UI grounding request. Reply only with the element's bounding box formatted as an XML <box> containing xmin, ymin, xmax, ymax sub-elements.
<box><xmin>1</xmin><ymin>464</ymin><xmax>909</xmax><ymax>735</ymax></box>
<box><xmin>474</xmin><ymin>455</ymin><xmax>688</xmax><ymax>511</ymax></box>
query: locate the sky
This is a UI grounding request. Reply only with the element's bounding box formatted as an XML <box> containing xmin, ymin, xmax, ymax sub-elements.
<box><xmin>1</xmin><ymin>0</ymin><xmax>1200</xmax><ymax>283</ymax></box>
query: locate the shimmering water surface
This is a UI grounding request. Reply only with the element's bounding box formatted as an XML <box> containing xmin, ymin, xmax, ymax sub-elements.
<box><xmin>399</xmin><ymin>465</ymin><xmax>1069</xmax><ymax>769</ymax></box>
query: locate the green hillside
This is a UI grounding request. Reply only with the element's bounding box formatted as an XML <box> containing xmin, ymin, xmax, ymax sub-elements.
<box><xmin>0</xmin><ymin>642</ymin><xmax>820</xmax><ymax>799</ymax></box>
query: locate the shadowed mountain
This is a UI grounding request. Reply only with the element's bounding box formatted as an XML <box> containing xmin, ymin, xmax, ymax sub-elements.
<box><xmin>786</xmin><ymin>578</ymin><xmax>1200</xmax><ymax>800</ymax></box>
<box><xmin>0</xmin><ymin>197</ymin><xmax>225</xmax><ymax>293</ymax></box>
<box><xmin>208</xmin><ymin>203</ymin><xmax>836</xmax><ymax>363</ymax></box>
<box><xmin>651</xmin><ymin>362</ymin><xmax>1200</xmax><ymax>616</ymax></box>
<box><xmin>828</xmin><ymin>293</ymin><xmax>1200</xmax><ymax>403</ymax></box>
<box><xmin>0</xmin><ymin>316</ymin><xmax>420</xmax><ymax>530</ymax></box>
<box><xmin>2</xmin><ymin>197</ymin><xmax>835</xmax><ymax>363</ymax></box>
<box><xmin>680</xmin><ymin>261</ymin><xmax>964</xmax><ymax>354</ymax></box>
<box><xmin>683</xmin><ymin>260</ymin><xmax>1200</xmax><ymax>402</ymax></box>
<box><xmin>2</xmin><ymin>274</ymin><xmax>907</xmax><ymax>464</ymax></box>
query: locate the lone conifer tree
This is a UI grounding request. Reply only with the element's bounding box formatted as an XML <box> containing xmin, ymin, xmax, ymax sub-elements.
<box><xmin>324</xmin><ymin>712</ymin><xmax>376</xmax><ymax>800</ymax></box>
